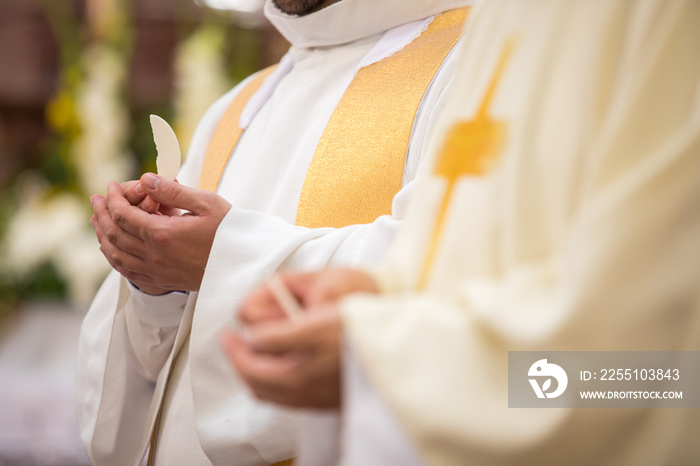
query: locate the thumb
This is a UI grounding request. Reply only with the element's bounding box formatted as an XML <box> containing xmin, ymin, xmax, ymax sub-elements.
<box><xmin>140</xmin><ymin>173</ymin><xmax>210</xmax><ymax>214</ymax></box>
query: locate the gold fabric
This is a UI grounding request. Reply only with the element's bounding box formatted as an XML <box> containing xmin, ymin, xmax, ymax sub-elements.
<box><xmin>418</xmin><ymin>40</ymin><xmax>514</xmax><ymax>288</ymax></box>
<box><xmin>197</xmin><ymin>65</ymin><xmax>278</xmax><ymax>192</ymax></box>
<box><xmin>270</xmin><ymin>460</ymin><xmax>294</xmax><ymax>466</ymax></box>
<box><xmin>294</xmin><ymin>8</ymin><xmax>470</xmax><ymax>228</ymax></box>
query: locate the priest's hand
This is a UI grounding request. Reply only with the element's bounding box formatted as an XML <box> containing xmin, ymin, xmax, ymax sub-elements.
<box><xmin>120</xmin><ymin>179</ymin><xmax>180</xmax><ymax>216</ymax></box>
<box><xmin>91</xmin><ymin>174</ymin><xmax>231</xmax><ymax>292</ymax></box>
<box><xmin>90</xmin><ymin>181</ymin><xmax>159</xmax><ymax>294</ymax></box>
<box><xmin>221</xmin><ymin>308</ymin><xmax>343</xmax><ymax>408</ymax></box>
<box><xmin>239</xmin><ymin>269</ymin><xmax>379</xmax><ymax>327</ymax></box>
<box><xmin>119</xmin><ymin>180</ymin><xmax>158</xmax><ymax>214</ymax></box>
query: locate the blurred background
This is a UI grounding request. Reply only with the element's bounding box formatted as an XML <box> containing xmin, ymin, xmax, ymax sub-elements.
<box><xmin>0</xmin><ymin>0</ymin><xmax>286</xmax><ymax>463</ymax></box>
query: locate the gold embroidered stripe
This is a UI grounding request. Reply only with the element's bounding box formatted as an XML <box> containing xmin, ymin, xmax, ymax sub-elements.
<box><xmin>294</xmin><ymin>8</ymin><xmax>469</xmax><ymax>229</ymax></box>
<box><xmin>197</xmin><ymin>65</ymin><xmax>277</xmax><ymax>192</ymax></box>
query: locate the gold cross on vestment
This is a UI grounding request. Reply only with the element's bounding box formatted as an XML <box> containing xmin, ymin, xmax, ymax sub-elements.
<box><xmin>418</xmin><ymin>40</ymin><xmax>515</xmax><ymax>289</ymax></box>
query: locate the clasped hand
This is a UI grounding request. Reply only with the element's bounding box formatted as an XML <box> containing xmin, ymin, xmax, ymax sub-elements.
<box><xmin>90</xmin><ymin>173</ymin><xmax>231</xmax><ymax>294</ymax></box>
<box><xmin>221</xmin><ymin>269</ymin><xmax>378</xmax><ymax>408</ymax></box>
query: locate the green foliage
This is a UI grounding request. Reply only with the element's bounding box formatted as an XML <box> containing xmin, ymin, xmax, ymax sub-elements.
<box><xmin>0</xmin><ymin>262</ymin><xmax>67</xmax><ymax>318</ymax></box>
<box><xmin>131</xmin><ymin>106</ymin><xmax>170</xmax><ymax>175</ymax></box>
<box><xmin>227</xmin><ymin>26</ymin><xmax>264</xmax><ymax>83</ymax></box>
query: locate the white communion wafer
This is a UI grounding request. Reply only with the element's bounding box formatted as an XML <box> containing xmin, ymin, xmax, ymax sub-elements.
<box><xmin>149</xmin><ymin>114</ymin><xmax>181</xmax><ymax>180</ymax></box>
<box><xmin>267</xmin><ymin>274</ymin><xmax>303</xmax><ymax>321</ymax></box>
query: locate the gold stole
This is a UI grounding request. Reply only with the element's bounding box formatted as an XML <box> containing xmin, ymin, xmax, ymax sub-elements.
<box><xmin>198</xmin><ymin>65</ymin><xmax>278</xmax><ymax>192</ymax></box>
<box><xmin>198</xmin><ymin>8</ymin><xmax>469</xmax><ymax>230</ymax></box>
<box><xmin>185</xmin><ymin>9</ymin><xmax>468</xmax><ymax>466</ymax></box>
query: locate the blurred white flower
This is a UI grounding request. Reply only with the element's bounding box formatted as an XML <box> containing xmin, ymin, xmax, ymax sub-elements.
<box><xmin>3</xmin><ymin>190</ymin><xmax>87</xmax><ymax>278</ymax></box>
<box><xmin>73</xmin><ymin>44</ymin><xmax>134</xmax><ymax>195</ymax></box>
<box><xmin>1</xmin><ymin>182</ymin><xmax>109</xmax><ymax>307</ymax></box>
<box><xmin>174</xmin><ymin>25</ymin><xmax>231</xmax><ymax>156</ymax></box>
<box><xmin>196</xmin><ymin>0</ymin><xmax>266</xmax><ymax>27</ymax></box>
<box><xmin>53</xmin><ymin>230</ymin><xmax>110</xmax><ymax>309</ymax></box>
<box><xmin>198</xmin><ymin>0</ymin><xmax>264</xmax><ymax>13</ymax></box>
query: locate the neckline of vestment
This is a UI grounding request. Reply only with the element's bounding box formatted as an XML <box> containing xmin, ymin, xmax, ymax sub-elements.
<box><xmin>240</xmin><ymin>13</ymin><xmax>439</xmax><ymax>129</ymax></box>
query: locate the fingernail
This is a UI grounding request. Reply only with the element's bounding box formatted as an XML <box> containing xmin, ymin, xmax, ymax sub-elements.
<box><xmin>134</xmin><ymin>183</ymin><xmax>145</xmax><ymax>195</ymax></box>
<box><xmin>142</xmin><ymin>198</ymin><xmax>151</xmax><ymax>211</ymax></box>
<box><xmin>143</xmin><ymin>173</ymin><xmax>160</xmax><ymax>190</ymax></box>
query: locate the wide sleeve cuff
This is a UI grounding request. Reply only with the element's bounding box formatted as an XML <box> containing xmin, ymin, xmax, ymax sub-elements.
<box><xmin>126</xmin><ymin>281</ymin><xmax>189</xmax><ymax>328</ymax></box>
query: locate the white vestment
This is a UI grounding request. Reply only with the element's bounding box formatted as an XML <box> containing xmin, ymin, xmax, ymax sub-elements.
<box><xmin>75</xmin><ymin>0</ymin><xmax>473</xmax><ymax>465</ymax></box>
<box><xmin>336</xmin><ymin>0</ymin><xmax>700</xmax><ymax>465</ymax></box>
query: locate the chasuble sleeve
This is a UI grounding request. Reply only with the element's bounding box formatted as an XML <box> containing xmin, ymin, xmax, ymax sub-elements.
<box><xmin>74</xmin><ymin>78</ymin><xmax>255</xmax><ymax>465</ymax></box>
<box><xmin>76</xmin><ymin>76</ymin><xmax>252</xmax><ymax>393</ymax></box>
<box><xmin>124</xmin><ymin>282</ymin><xmax>187</xmax><ymax>380</ymax></box>
<box><xmin>340</xmin><ymin>2</ymin><xmax>700</xmax><ymax>465</ymax></box>
<box><xmin>76</xmin><ymin>272</ymin><xmax>182</xmax><ymax>465</ymax></box>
